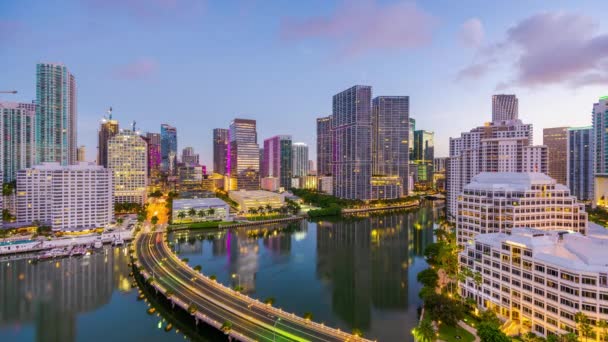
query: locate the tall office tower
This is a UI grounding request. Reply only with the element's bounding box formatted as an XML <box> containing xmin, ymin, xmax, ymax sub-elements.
<box><xmin>229</xmin><ymin>118</ymin><xmax>260</xmax><ymax>190</ymax></box>
<box><xmin>108</xmin><ymin>130</ymin><xmax>148</xmax><ymax>205</ymax></box>
<box><xmin>144</xmin><ymin>132</ymin><xmax>161</xmax><ymax>178</ymax></box>
<box><xmin>77</xmin><ymin>146</ymin><xmax>86</xmax><ymax>162</ymax></box>
<box><xmin>522</xmin><ymin>145</ymin><xmax>548</xmax><ymax>173</ymax></box>
<box><xmin>412</xmin><ymin>130</ymin><xmax>434</xmax><ymax>190</ymax></box>
<box><xmin>292</xmin><ymin>142</ymin><xmax>309</xmax><ymax>177</ymax></box>
<box><xmin>331</xmin><ymin>85</ymin><xmax>372</xmax><ymax>200</ymax></box>
<box><xmin>491</xmin><ymin>94</ymin><xmax>518</xmax><ymax>122</ymax></box>
<box><xmin>181</xmin><ymin>146</ymin><xmax>199</xmax><ymax>166</ymax></box>
<box><xmin>0</xmin><ymin>102</ymin><xmax>36</xmax><ymax>182</ymax></box>
<box><xmin>16</xmin><ymin>162</ymin><xmax>113</xmax><ymax>231</ymax></box>
<box><xmin>213</xmin><ymin>128</ymin><xmax>229</xmax><ymax>175</ymax></box>
<box><xmin>259</xmin><ymin>148</ymin><xmax>265</xmax><ymax>177</ymax></box>
<box><xmin>36</xmin><ymin>63</ymin><xmax>77</xmax><ymax>165</ymax></box>
<box><xmin>456</xmin><ymin>172</ymin><xmax>587</xmax><ymax>246</ymax></box>
<box><xmin>568</xmin><ymin>127</ymin><xmax>593</xmax><ymax>201</ymax></box>
<box><xmin>593</xmin><ymin>97</ymin><xmax>608</xmax><ymax>207</ymax></box>
<box><xmin>160</xmin><ymin>124</ymin><xmax>177</xmax><ymax>174</ymax></box>
<box><xmin>543</xmin><ymin>127</ymin><xmax>568</xmax><ymax>185</ymax></box>
<box><xmin>316</xmin><ymin>116</ymin><xmax>332</xmax><ymax>176</ymax></box>
<box><xmin>263</xmin><ymin>135</ymin><xmax>292</xmax><ymax>188</ymax></box>
<box><xmin>97</xmin><ymin>115</ymin><xmax>119</xmax><ymax>168</ymax></box>
<box><xmin>408</xmin><ymin>118</ymin><xmax>416</xmax><ymax>160</ymax></box>
<box><xmin>371</xmin><ymin>96</ymin><xmax>409</xmax><ymax>196</ymax></box>
<box><xmin>447</xmin><ymin>101</ymin><xmax>543</xmax><ymax>220</ymax></box>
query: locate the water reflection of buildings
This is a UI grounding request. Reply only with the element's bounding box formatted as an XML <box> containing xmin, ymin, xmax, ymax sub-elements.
<box><xmin>229</xmin><ymin>229</ymin><xmax>259</xmax><ymax>292</ymax></box>
<box><xmin>0</xmin><ymin>247</ymin><xmax>132</xmax><ymax>342</ymax></box>
<box><xmin>316</xmin><ymin>209</ymin><xmax>435</xmax><ymax>331</ymax></box>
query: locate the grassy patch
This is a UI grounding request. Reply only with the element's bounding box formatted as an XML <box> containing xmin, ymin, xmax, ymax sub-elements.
<box><xmin>438</xmin><ymin>324</ymin><xmax>476</xmax><ymax>342</ymax></box>
<box><xmin>170</xmin><ymin>221</ymin><xmax>229</xmax><ymax>230</ymax></box>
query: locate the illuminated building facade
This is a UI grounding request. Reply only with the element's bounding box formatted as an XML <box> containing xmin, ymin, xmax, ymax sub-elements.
<box><xmin>0</xmin><ymin>102</ymin><xmax>36</xmax><ymax>182</ymax></box>
<box><xmin>160</xmin><ymin>123</ymin><xmax>177</xmax><ymax>174</ymax></box>
<box><xmin>263</xmin><ymin>135</ymin><xmax>292</xmax><ymax>189</ymax></box>
<box><xmin>98</xmin><ymin>117</ymin><xmax>119</xmax><ymax>168</ymax></box>
<box><xmin>108</xmin><ymin>130</ymin><xmax>147</xmax><ymax>205</ymax></box>
<box><xmin>370</xmin><ymin>176</ymin><xmax>401</xmax><ymax>200</ymax></box>
<box><xmin>143</xmin><ymin>132</ymin><xmax>161</xmax><ymax>179</ymax></box>
<box><xmin>228</xmin><ymin>190</ymin><xmax>283</xmax><ymax>212</ymax></box>
<box><xmin>292</xmin><ymin>142</ymin><xmax>309</xmax><ymax>177</ymax></box>
<box><xmin>316</xmin><ymin>116</ymin><xmax>332</xmax><ymax>176</ymax></box>
<box><xmin>181</xmin><ymin>146</ymin><xmax>200</xmax><ymax>166</ymax></box>
<box><xmin>172</xmin><ymin>198</ymin><xmax>230</xmax><ymax>223</ymax></box>
<box><xmin>567</xmin><ymin>127</ymin><xmax>593</xmax><ymax>201</ymax></box>
<box><xmin>213</xmin><ymin>128</ymin><xmax>229</xmax><ymax>175</ymax></box>
<box><xmin>543</xmin><ymin>127</ymin><xmax>568</xmax><ymax>185</ymax></box>
<box><xmin>456</xmin><ymin>172</ymin><xmax>587</xmax><ymax>247</ymax></box>
<box><xmin>36</xmin><ymin>63</ymin><xmax>77</xmax><ymax>165</ymax></box>
<box><xmin>229</xmin><ymin>118</ymin><xmax>260</xmax><ymax>190</ymax></box>
<box><xmin>412</xmin><ymin>130</ymin><xmax>434</xmax><ymax>190</ymax></box>
<box><xmin>16</xmin><ymin>162</ymin><xmax>113</xmax><ymax>230</ymax></box>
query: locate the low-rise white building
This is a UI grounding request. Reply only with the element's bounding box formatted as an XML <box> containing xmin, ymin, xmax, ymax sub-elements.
<box><xmin>16</xmin><ymin>163</ymin><xmax>113</xmax><ymax>231</ymax></box>
<box><xmin>460</xmin><ymin>228</ymin><xmax>608</xmax><ymax>338</ymax></box>
<box><xmin>228</xmin><ymin>190</ymin><xmax>284</xmax><ymax>213</ymax></box>
<box><xmin>457</xmin><ymin>172</ymin><xmax>587</xmax><ymax>246</ymax></box>
<box><xmin>172</xmin><ymin>198</ymin><xmax>230</xmax><ymax>224</ymax></box>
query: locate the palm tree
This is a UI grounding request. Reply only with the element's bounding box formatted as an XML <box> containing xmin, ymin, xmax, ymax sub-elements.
<box><xmin>198</xmin><ymin>209</ymin><xmax>206</xmax><ymax>219</ymax></box>
<box><xmin>207</xmin><ymin>208</ymin><xmax>215</xmax><ymax>217</ymax></box>
<box><xmin>412</xmin><ymin>318</ymin><xmax>436</xmax><ymax>342</ymax></box>
<box><xmin>188</xmin><ymin>208</ymin><xmax>196</xmax><ymax>217</ymax></box>
<box><xmin>598</xmin><ymin>320</ymin><xmax>608</xmax><ymax>341</ymax></box>
<box><xmin>258</xmin><ymin>205</ymin><xmax>265</xmax><ymax>215</ymax></box>
<box><xmin>265</xmin><ymin>204</ymin><xmax>273</xmax><ymax>214</ymax></box>
<box><xmin>576</xmin><ymin>312</ymin><xmax>593</xmax><ymax>342</ymax></box>
<box><xmin>177</xmin><ymin>211</ymin><xmax>186</xmax><ymax>220</ymax></box>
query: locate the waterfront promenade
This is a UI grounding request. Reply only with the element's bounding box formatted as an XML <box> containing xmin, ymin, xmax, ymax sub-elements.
<box><xmin>134</xmin><ymin>231</ymin><xmax>371</xmax><ymax>342</ymax></box>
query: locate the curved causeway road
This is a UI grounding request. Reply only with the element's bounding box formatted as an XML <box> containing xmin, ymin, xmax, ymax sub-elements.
<box><xmin>135</xmin><ymin>232</ymin><xmax>370</xmax><ymax>342</ymax></box>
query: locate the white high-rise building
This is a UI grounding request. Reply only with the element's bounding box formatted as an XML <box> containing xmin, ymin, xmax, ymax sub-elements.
<box><xmin>460</xmin><ymin>228</ymin><xmax>608</xmax><ymax>338</ymax></box>
<box><xmin>16</xmin><ymin>163</ymin><xmax>113</xmax><ymax>230</ymax></box>
<box><xmin>456</xmin><ymin>172</ymin><xmax>587</xmax><ymax>246</ymax></box>
<box><xmin>447</xmin><ymin>97</ymin><xmax>546</xmax><ymax>220</ymax></box>
<box><xmin>292</xmin><ymin>142</ymin><xmax>309</xmax><ymax>177</ymax></box>
<box><xmin>492</xmin><ymin>94</ymin><xmax>518</xmax><ymax>123</ymax></box>
<box><xmin>108</xmin><ymin>130</ymin><xmax>148</xmax><ymax>205</ymax></box>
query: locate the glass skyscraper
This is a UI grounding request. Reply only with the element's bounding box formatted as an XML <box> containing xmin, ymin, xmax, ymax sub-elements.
<box><xmin>229</xmin><ymin>118</ymin><xmax>260</xmax><ymax>190</ymax></box>
<box><xmin>263</xmin><ymin>135</ymin><xmax>292</xmax><ymax>189</ymax></box>
<box><xmin>213</xmin><ymin>128</ymin><xmax>229</xmax><ymax>175</ymax></box>
<box><xmin>316</xmin><ymin>116</ymin><xmax>332</xmax><ymax>176</ymax></box>
<box><xmin>36</xmin><ymin>63</ymin><xmax>77</xmax><ymax>165</ymax></box>
<box><xmin>372</xmin><ymin>96</ymin><xmax>409</xmax><ymax>196</ymax></box>
<box><xmin>292</xmin><ymin>142</ymin><xmax>309</xmax><ymax>177</ymax></box>
<box><xmin>568</xmin><ymin>127</ymin><xmax>593</xmax><ymax>201</ymax></box>
<box><xmin>98</xmin><ymin>117</ymin><xmax>119</xmax><ymax>168</ymax></box>
<box><xmin>331</xmin><ymin>85</ymin><xmax>372</xmax><ymax>200</ymax></box>
<box><xmin>0</xmin><ymin>102</ymin><xmax>36</xmax><ymax>182</ymax></box>
<box><xmin>160</xmin><ymin>123</ymin><xmax>177</xmax><ymax>174</ymax></box>
<box><xmin>543</xmin><ymin>127</ymin><xmax>568</xmax><ymax>186</ymax></box>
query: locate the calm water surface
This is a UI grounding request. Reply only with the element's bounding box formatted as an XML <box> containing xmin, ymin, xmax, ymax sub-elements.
<box><xmin>0</xmin><ymin>205</ymin><xmax>438</xmax><ymax>342</ymax></box>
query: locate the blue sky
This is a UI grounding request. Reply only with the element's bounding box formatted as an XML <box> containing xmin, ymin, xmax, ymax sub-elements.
<box><xmin>1</xmin><ymin>0</ymin><xmax>606</xmax><ymax>167</ymax></box>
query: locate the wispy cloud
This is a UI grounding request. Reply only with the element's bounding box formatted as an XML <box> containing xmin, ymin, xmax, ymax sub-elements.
<box><xmin>279</xmin><ymin>0</ymin><xmax>437</xmax><ymax>59</ymax></box>
<box><xmin>457</xmin><ymin>11</ymin><xmax>608</xmax><ymax>88</ymax></box>
<box><xmin>112</xmin><ymin>58</ymin><xmax>159</xmax><ymax>80</ymax></box>
<box><xmin>458</xmin><ymin>18</ymin><xmax>484</xmax><ymax>48</ymax></box>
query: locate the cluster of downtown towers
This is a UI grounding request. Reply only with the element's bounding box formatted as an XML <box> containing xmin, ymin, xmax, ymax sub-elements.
<box><xmin>212</xmin><ymin>85</ymin><xmax>430</xmax><ymax>199</ymax></box>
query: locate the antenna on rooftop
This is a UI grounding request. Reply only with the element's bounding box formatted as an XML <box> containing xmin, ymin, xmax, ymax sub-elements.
<box><xmin>108</xmin><ymin>106</ymin><xmax>113</xmax><ymax>120</ymax></box>
<box><xmin>132</xmin><ymin>120</ymin><xmax>136</xmax><ymax>132</ymax></box>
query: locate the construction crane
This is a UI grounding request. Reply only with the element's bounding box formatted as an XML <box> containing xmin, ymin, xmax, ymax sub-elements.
<box><xmin>0</xmin><ymin>90</ymin><xmax>17</xmax><ymax>94</ymax></box>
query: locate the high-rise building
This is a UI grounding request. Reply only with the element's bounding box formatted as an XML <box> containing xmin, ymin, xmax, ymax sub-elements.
<box><xmin>263</xmin><ymin>135</ymin><xmax>292</xmax><ymax>189</ymax></box>
<box><xmin>213</xmin><ymin>128</ymin><xmax>229</xmax><ymax>175</ymax></box>
<box><xmin>98</xmin><ymin>118</ymin><xmax>119</xmax><ymax>168</ymax></box>
<box><xmin>316</xmin><ymin>116</ymin><xmax>332</xmax><ymax>176</ymax></box>
<box><xmin>412</xmin><ymin>130</ymin><xmax>434</xmax><ymax>190</ymax></box>
<box><xmin>456</xmin><ymin>172</ymin><xmax>587</xmax><ymax>246</ymax></box>
<box><xmin>522</xmin><ymin>145</ymin><xmax>548</xmax><ymax>173</ymax></box>
<box><xmin>568</xmin><ymin>127</ymin><xmax>593</xmax><ymax>201</ymax></box>
<box><xmin>229</xmin><ymin>118</ymin><xmax>260</xmax><ymax>190</ymax></box>
<box><xmin>36</xmin><ymin>63</ymin><xmax>77</xmax><ymax>165</ymax></box>
<box><xmin>160</xmin><ymin>124</ymin><xmax>177</xmax><ymax>174</ymax></box>
<box><xmin>143</xmin><ymin>132</ymin><xmax>161</xmax><ymax>178</ymax></box>
<box><xmin>77</xmin><ymin>146</ymin><xmax>86</xmax><ymax>162</ymax></box>
<box><xmin>0</xmin><ymin>102</ymin><xmax>36</xmax><ymax>182</ymax></box>
<box><xmin>292</xmin><ymin>142</ymin><xmax>309</xmax><ymax>177</ymax></box>
<box><xmin>408</xmin><ymin>118</ymin><xmax>416</xmax><ymax>160</ymax></box>
<box><xmin>543</xmin><ymin>127</ymin><xmax>568</xmax><ymax>185</ymax></box>
<box><xmin>16</xmin><ymin>162</ymin><xmax>113</xmax><ymax>230</ymax></box>
<box><xmin>331</xmin><ymin>85</ymin><xmax>372</xmax><ymax>200</ymax></box>
<box><xmin>592</xmin><ymin>97</ymin><xmax>608</xmax><ymax>207</ymax></box>
<box><xmin>446</xmin><ymin>98</ymin><xmax>545</xmax><ymax>220</ymax></box>
<box><xmin>371</xmin><ymin>96</ymin><xmax>409</xmax><ymax>197</ymax></box>
<box><xmin>491</xmin><ymin>94</ymin><xmax>518</xmax><ymax>122</ymax></box>
<box><xmin>181</xmin><ymin>146</ymin><xmax>199</xmax><ymax>166</ymax></box>
<box><xmin>108</xmin><ymin>130</ymin><xmax>148</xmax><ymax>205</ymax></box>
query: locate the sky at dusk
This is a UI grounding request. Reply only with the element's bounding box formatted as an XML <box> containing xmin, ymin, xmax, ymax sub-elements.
<box><xmin>1</xmin><ymin>0</ymin><xmax>606</xmax><ymax>168</ymax></box>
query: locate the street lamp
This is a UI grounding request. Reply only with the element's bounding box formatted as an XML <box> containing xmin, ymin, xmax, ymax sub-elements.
<box><xmin>232</xmin><ymin>273</ymin><xmax>241</xmax><ymax>289</ymax></box>
<box><xmin>273</xmin><ymin>317</ymin><xmax>281</xmax><ymax>342</ymax></box>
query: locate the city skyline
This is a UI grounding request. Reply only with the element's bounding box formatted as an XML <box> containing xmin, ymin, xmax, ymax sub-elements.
<box><xmin>1</xmin><ymin>1</ymin><xmax>603</xmax><ymax>168</ymax></box>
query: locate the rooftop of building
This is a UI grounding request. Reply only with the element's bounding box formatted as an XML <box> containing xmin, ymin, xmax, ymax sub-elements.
<box><xmin>464</xmin><ymin>172</ymin><xmax>569</xmax><ymax>192</ymax></box>
<box><xmin>26</xmin><ymin>162</ymin><xmax>106</xmax><ymax>171</ymax></box>
<box><xmin>172</xmin><ymin>197</ymin><xmax>228</xmax><ymax>210</ymax></box>
<box><xmin>473</xmin><ymin>228</ymin><xmax>608</xmax><ymax>273</ymax></box>
<box><xmin>228</xmin><ymin>190</ymin><xmax>282</xmax><ymax>199</ymax></box>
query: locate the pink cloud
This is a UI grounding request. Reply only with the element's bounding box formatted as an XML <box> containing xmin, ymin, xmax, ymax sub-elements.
<box><xmin>279</xmin><ymin>0</ymin><xmax>437</xmax><ymax>58</ymax></box>
<box><xmin>113</xmin><ymin>58</ymin><xmax>159</xmax><ymax>80</ymax></box>
<box><xmin>457</xmin><ymin>11</ymin><xmax>608</xmax><ymax>88</ymax></box>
